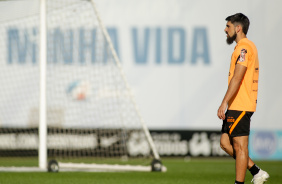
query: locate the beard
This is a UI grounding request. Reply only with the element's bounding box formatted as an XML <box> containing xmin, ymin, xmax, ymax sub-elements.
<box><xmin>226</xmin><ymin>32</ymin><xmax>237</xmax><ymax>45</ymax></box>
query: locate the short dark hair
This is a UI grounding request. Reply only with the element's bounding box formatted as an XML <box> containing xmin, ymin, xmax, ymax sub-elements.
<box><xmin>225</xmin><ymin>13</ymin><xmax>250</xmax><ymax>35</ymax></box>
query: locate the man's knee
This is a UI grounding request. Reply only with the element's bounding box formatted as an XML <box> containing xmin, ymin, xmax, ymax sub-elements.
<box><xmin>220</xmin><ymin>140</ymin><xmax>227</xmax><ymax>151</ymax></box>
<box><xmin>233</xmin><ymin>139</ymin><xmax>248</xmax><ymax>155</ymax></box>
<box><xmin>220</xmin><ymin>134</ymin><xmax>230</xmax><ymax>151</ymax></box>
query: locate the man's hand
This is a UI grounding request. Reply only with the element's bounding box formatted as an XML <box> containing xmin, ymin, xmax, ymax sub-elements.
<box><xmin>217</xmin><ymin>101</ymin><xmax>228</xmax><ymax>120</ymax></box>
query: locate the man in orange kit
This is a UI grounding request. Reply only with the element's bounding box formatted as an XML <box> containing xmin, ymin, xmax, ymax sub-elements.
<box><xmin>217</xmin><ymin>13</ymin><xmax>269</xmax><ymax>184</ymax></box>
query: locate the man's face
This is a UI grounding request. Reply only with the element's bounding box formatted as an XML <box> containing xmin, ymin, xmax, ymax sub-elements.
<box><xmin>224</xmin><ymin>21</ymin><xmax>237</xmax><ymax>45</ymax></box>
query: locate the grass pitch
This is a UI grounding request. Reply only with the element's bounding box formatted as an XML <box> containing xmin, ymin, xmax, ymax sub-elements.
<box><xmin>0</xmin><ymin>158</ymin><xmax>281</xmax><ymax>184</ymax></box>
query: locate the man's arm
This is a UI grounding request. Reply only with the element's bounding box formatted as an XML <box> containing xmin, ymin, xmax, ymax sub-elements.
<box><xmin>217</xmin><ymin>64</ymin><xmax>247</xmax><ymax>120</ymax></box>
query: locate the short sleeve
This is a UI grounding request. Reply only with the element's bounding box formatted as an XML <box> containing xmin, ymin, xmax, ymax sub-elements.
<box><xmin>235</xmin><ymin>46</ymin><xmax>249</xmax><ymax>67</ymax></box>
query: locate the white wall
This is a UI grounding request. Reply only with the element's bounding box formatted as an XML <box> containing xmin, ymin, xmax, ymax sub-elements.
<box><xmin>92</xmin><ymin>0</ymin><xmax>282</xmax><ymax>130</ymax></box>
<box><xmin>1</xmin><ymin>0</ymin><xmax>281</xmax><ymax>130</ymax></box>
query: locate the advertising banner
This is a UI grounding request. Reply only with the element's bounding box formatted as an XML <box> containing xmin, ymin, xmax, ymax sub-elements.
<box><xmin>249</xmin><ymin>130</ymin><xmax>282</xmax><ymax>160</ymax></box>
<box><xmin>0</xmin><ymin>128</ymin><xmax>227</xmax><ymax>157</ymax></box>
<box><xmin>2</xmin><ymin>128</ymin><xmax>281</xmax><ymax>160</ymax></box>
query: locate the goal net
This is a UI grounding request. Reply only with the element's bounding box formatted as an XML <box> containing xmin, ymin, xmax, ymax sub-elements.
<box><xmin>0</xmin><ymin>0</ymin><xmax>165</xmax><ymax>172</ymax></box>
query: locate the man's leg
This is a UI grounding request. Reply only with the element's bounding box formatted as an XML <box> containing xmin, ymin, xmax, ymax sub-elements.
<box><xmin>232</xmin><ymin>135</ymin><xmax>249</xmax><ymax>182</ymax></box>
<box><xmin>220</xmin><ymin>133</ymin><xmax>254</xmax><ymax>169</ymax></box>
<box><xmin>220</xmin><ymin>133</ymin><xmax>269</xmax><ymax>184</ymax></box>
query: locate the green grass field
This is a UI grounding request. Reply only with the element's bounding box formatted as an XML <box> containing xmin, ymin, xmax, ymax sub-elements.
<box><xmin>0</xmin><ymin>158</ymin><xmax>281</xmax><ymax>184</ymax></box>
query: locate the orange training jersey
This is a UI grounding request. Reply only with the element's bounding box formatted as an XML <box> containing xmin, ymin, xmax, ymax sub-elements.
<box><xmin>228</xmin><ymin>38</ymin><xmax>259</xmax><ymax>112</ymax></box>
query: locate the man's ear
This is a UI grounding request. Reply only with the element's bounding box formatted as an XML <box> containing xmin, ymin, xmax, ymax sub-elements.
<box><xmin>235</xmin><ymin>25</ymin><xmax>241</xmax><ymax>33</ymax></box>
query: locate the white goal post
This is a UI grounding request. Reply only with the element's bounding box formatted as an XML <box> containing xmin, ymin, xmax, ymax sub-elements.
<box><xmin>39</xmin><ymin>0</ymin><xmax>48</xmax><ymax>170</ymax></box>
<box><xmin>0</xmin><ymin>0</ymin><xmax>165</xmax><ymax>172</ymax></box>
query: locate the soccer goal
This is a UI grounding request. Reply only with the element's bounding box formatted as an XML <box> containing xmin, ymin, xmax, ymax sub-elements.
<box><xmin>0</xmin><ymin>0</ymin><xmax>165</xmax><ymax>172</ymax></box>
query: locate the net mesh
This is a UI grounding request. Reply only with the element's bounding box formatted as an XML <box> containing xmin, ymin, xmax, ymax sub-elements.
<box><xmin>0</xmin><ymin>0</ymin><xmax>154</xmax><ymax>166</ymax></box>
